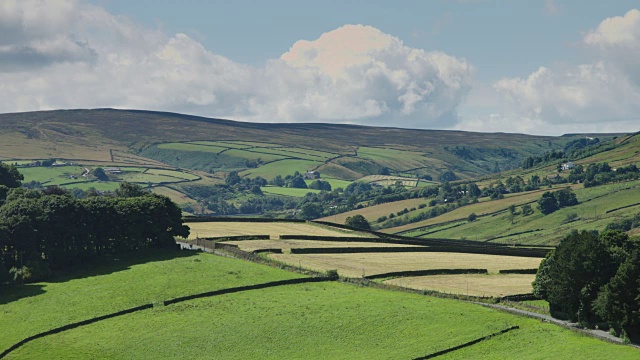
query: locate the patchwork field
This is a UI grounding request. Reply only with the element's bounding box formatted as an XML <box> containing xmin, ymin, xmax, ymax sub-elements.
<box><xmin>185</xmin><ymin>221</ymin><xmax>373</xmax><ymax>239</ymax></box>
<box><xmin>268</xmin><ymin>252</ymin><xmax>543</xmax><ymax>278</ymax></box>
<box><xmin>398</xmin><ymin>180</ymin><xmax>640</xmax><ymax>245</ymax></box>
<box><xmin>260</xmin><ymin>186</ymin><xmax>320</xmax><ymax>197</ymax></box>
<box><xmin>385</xmin><ymin>273</ymin><xmax>537</xmax><ymax>297</ymax></box>
<box><xmin>318</xmin><ymin>197</ymin><xmax>432</xmax><ymax>224</ymax></box>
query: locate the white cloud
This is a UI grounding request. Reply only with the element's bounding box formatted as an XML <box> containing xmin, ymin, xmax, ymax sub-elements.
<box><xmin>484</xmin><ymin>8</ymin><xmax>640</xmax><ymax>134</ymax></box>
<box><xmin>0</xmin><ymin>1</ymin><xmax>474</xmax><ymax>129</ymax></box>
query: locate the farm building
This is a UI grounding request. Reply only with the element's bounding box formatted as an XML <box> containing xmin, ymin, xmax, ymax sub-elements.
<box><xmin>561</xmin><ymin>162</ymin><xmax>575</xmax><ymax>171</ymax></box>
<box><xmin>304</xmin><ymin>171</ymin><xmax>320</xmax><ymax>179</ymax></box>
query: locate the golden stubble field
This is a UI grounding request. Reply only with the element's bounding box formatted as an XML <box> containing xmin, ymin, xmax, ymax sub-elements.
<box><xmin>268</xmin><ymin>252</ymin><xmax>543</xmax><ymax>278</ymax></box>
<box><xmin>385</xmin><ymin>274</ymin><xmax>537</xmax><ymax>297</ymax></box>
<box><xmin>222</xmin><ymin>239</ymin><xmax>418</xmax><ymax>252</ymax></box>
<box><xmin>186</xmin><ymin>222</ymin><xmax>373</xmax><ymax>239</ymax></box>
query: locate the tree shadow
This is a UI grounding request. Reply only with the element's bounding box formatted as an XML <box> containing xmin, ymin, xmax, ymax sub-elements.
<box><xmin>0</xmin><ymin>248</ymin><xmax>200</xmax><ymax>305</ymax></box>
<box><xmin>0</xmin><ymin>283</ymin><xmax>46</xmax><ymax>305</ymax></box>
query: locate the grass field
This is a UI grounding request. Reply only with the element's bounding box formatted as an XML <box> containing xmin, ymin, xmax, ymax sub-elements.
<box><xmin>145</xmin><ymin>168</ymin><xmax>200</xmax><ymax>180</ymax></box>
<box><xmin>385</xmin><ymin>273</ymin><xmax>536</xmax><ymax>297</ymax></box>
<box><xmin>222</xmin><ymin>239</ymin><xmax>418</xmax><ymax>252</ymax></box>
<box><xmin>305</xmin><ymin>177</ymin><xmax>353</xmax><ymax>190</ymax></box>
<box><xmin>268</xmin><ymin>252</ymin><xmax>543</xmax><ymax>278</ymax></box>
<box><xmin>18</xmin><ymin>165</ymin><xmax>89</xmax><ymax>186</ymax></box>
<box><xmin>240</xmin><ymin>159</ymin><xmax>322</xmax><ymax>180</ymax></box>
<box><xmin>157</xmin><ymin>142</ymin><xmax>229</xmax><ymax>154</ymax></box>
<box><xmin>0</xmin><ymin>249</ymin><xmax>303</xmax><ymax>354</ymax></box>
<box><xmin>261</xmin><ymin>186</ymin><xmax>320</xmax><ymax>197</ymax></box>
<box><xmin>3</xmin><ymin>250</ymin><xmax>637</xmax><ymax>359</ymax></box>
<box><xmin>65</xmin><ymin>181</ymin><xmax>121</xmax><ymax>191</ymax></box>
<box><xmin>185</xmin><ymin>221</ymin><xmax>373</xmax><ymax>239</ymax></box>
<box><xmin>357</xmin><ymin>146</ymin><xmax>429</xmax><ymax>170</ymax></box>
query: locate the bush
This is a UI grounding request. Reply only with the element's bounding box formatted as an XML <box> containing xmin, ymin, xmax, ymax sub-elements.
<box><xmin>468</xmin><ymin>213</ymin><xmax>477</xmax><ymax>222</ymax></box>
<box><xmin>326</xmin><ymin>269</ymin><xmax>339</xmax><ymax>280</ymax></box>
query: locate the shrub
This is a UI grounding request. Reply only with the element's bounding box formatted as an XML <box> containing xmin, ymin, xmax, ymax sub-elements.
<box><xmin>468</xmin><ymin>213</ymin><xmax>477</xmax><ymax>222</ymax></box>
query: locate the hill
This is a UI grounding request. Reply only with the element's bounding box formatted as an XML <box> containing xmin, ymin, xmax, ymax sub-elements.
<box><xmin>0</xmin><ymin>108</ymin><xmax>613</xmax><ymax>181</ymax></box>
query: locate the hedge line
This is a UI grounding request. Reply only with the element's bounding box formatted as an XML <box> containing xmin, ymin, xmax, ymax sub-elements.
<box><xmin>184</xmin><ymin>217</ymin><xmax>307</xmax><ymax>223</ymax></box>
<box><xmin>365</xmin><ymin>268</ymin><xmax>488</xmax><ymax>280</ymax></box>
<box><xmin>605</xmin><ymin>202</ymin><xmax>640</xmax><ymax>214</ymax></box>
<box><xmin>0</xmin><ymin>277</ymin><xmax>332</xmax><ymax>359</ymax></box>
<box><xmin>201</xmin><ymin>235</ymin><xmax>270</xmax><ymax>241</ymax></box>
<box><xmin>252</xmin><ymin>248</ymin><xmax>283</xmax><ymax>254</ymax></box>
<box><xmin>290</xmin><ymin>247</ymin><xmax>436</xmax><ymax>254</ymax></box>
<box><xmin>498</xmin><ymin>269</ymin><xmax>538</xmax><ymax>274</ymax></box>
<box><xmin>412</xmin><ymin>325</ymin><xmax>520</xmax><ymax>360</ymax></box>
<box><xmin>501</xmin><ymin>293</ymin><xmax>538</xmax><ymax>301</ymax></box>
<box><xmin>278</xmin><ymin>235</ymin><xmax>382</xmax><ymax>242</ymax></box>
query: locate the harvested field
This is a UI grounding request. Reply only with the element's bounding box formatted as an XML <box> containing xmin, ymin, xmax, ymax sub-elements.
<box><xmin>186</xmin><ymin>222</ymin><xmax>373</xmax><ymax>239</ymax></box>
<box><xmin>222</xmin><ymin>239</ymin><xmax>417</xmax><ymax>252</ymax></box>
<box><xmin>268</xmin><ymin>252</ymin><xmax>543</xmax><ymax>278</ymax></box>
<box><xmin>385</xmin><ymin>274</ymin><xmax>536</xmax><ymax>297</ymax></box>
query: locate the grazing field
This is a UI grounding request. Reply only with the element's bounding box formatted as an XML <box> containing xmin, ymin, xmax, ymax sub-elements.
<box><xmin>401</xmin><ymin>180</ymin><xmax>640</xmax><ymax>245</ymax></box>
<box><xmin>185</xmin><ymin>221</ymin><xmax>373</xmax><ymax>239</ymax></box>
<box><xmin>151</xmin><ymin>186</ymin><xmax>194</xmax><ymax>205</ymax></box>
<box><xmin>145</xmin><ymin>168</ymin><xmax>200</xmax><ymax>180</ymax></box>
<box><xmin>157</xmin><ymin>142</ymin><xmax>229</xmax><ymax>154</ymax></box>
<box><xmin>4</xmin><ymin>252</ymin><xmax>637</xmax><ymax>359</ymax></box>
<box><xmin>260</xmin><ymin>186</ymin><xmax>320</xmax><ymax>197</ymax></box>
<box><xmin>305</xmin><ymin>177</ymin><xmax>353</xmax><ymax>190</ymax></box>
<box><xmin>239</xmin><ymin>159</ymin><xmax>323</xmax><ymax>180</ymax></box>
<box><xmin>18</xmin><ymin>165</ymin><xmax>89</xmax><ymax>186</ymax></box>
<box><xmin>222</xmin><ymin>239</ymin><xmax>418</xmax><ymax>252</ymax></box>
<box><xmin>385</xmin><ymin>274</ymin><xmax>536</xmax><ymax>297</ymax></box>
<box><xmin>0</xmin><ymin>249</ymin><xmax>304</xmax><ymax>354</ymax></box>
<box><xmin>268</xmin><ymin>252</ymin><xmax>543</xmax><ymax>278</ymax></box>
<box><xmin>357</xmin><ymin>146</ymin><xmax>429</xmax><ymax>170</ymax></box>
<box><xmin>65</xmin><ymin>181</ymin><xmax>120</xmax><ymax>191</ymax></box>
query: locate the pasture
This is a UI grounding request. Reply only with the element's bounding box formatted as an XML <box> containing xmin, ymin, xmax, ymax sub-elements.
<box><xmin>2</xmin><ymin>249</ymin><xmax>637</xmax><ymax>359</ymax></box>
<box><xmin>318</xmin><ymin>197</ymin><xmax>430</xmax><ymax>224</ymax></box>
<box><xmin>385</xmin><ymin>273</ymin><xmax>537</xmax><ymax>297</ymax></box>
<box><xmin>239</xmin><ymin>159</ymin><xmax>323</xmax><ymax>179</ymax></box>
<box><xmin>268</xmin><ymin>252</ymin><xmax>543</xmax><ymax>278</ymax></box>
<box><xmin>185</xmin><ymin>221</ymin><xmax>373</xmax><ymax>239</ymax></box>
<box><xmin>260</xmin><ymin>186</ymin><xmax>320</xmax><ymax>197</ymax></box>
<box><xmin>0</xmin><ymin>249</ymin><xmax>303</xmax><ymax>354</ymax></box>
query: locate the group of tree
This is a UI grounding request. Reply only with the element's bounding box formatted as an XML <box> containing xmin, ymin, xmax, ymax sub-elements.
<box><xmin>521</xmin><ymin>137</ymin><xmax>605</xmax><ymax>169</ymax></box>
<box><xmin>537</xmin><ymin>188</ymin><xmax>578</xmax><ymax>215</ymax></box>
<box><xmin>533</xmin><ymin>229</ymin><xmax>640</xmax><ymax>341</ymax></box>
<box><xmin>0</xmin><ymin>164</ymin><xmax>189</xmax><ymax>284</ymax></box>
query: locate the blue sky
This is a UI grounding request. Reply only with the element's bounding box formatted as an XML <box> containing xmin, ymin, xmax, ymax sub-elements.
<box><xmin>2</xmin><ymin>0</ymin><xmax>640</xmax><ymax>134</ymax></box>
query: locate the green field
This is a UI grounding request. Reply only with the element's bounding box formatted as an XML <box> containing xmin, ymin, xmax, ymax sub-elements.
<box><xmin>144</xmin><ymin>168</ymin><xmax>200</xmax><ymax>181</ymax></box>
<box><xmin>0</xmin><ymin>249</ymin><xmax>303</xmax><ymax>354</ymax></box>
<box><xmin>2</xmin><ymin>249</ymin><xmax>637</xmax><ymax>359</ymax></box>
<box><xmin>261</xmin><ymin>186</ymin><xmax>320</xmax><ymax>197</ymax></box>
<box><xmin>65</xmin><ymin>181</ymin><xmax>121</xmax><ymax>191</ymax></box>
<box><xmin>157</xmin><ymin>142</ymin><xmax>229</xmax><ymax>154</ymax></box>
<box><xmin>18</xmin><ymin>165</ymin><xmax>88</xmax><ymax>186</ymax></box>
<box><xmin>240</xmin><ymin>159</ymin><xmax>323</xmax><ymax>180</ymax></box>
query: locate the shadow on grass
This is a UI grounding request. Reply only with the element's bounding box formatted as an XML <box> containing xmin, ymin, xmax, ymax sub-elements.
<box><xmin>0</xmin><ymin>248</ymin><xmax>199</xmax><ymax>305</ymax></box>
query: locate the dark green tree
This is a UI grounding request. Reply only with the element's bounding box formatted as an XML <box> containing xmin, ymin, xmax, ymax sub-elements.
<box><xmin>537</xmin><ymin>192</ymin><xmax>559</xmax><ymax>215</ymax></box>
<box><xmin>115</xmin><ymin>182</ymin><xmax>148</xmax><ymax>197</ymax></box>
<box><xmin>225</xmin><ymin>171</ymin><xmax>241</xmax><ymax>186</ymax></box>
<box><xmin>92</xmin><ymin>167</ymin><xmax>109</xmax><ymax>181</ymax></box>
<box><xmin>0</xmin><ymin>163</ymin><xmax>23</xmax><ymax>188</ymax></box>
<box><xmin>345</xmin><ymin>214</ymin><xmax>371</xmax><ymax>230</ymax></box>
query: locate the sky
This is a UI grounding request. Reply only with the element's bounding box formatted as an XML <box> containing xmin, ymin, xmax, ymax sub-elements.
<box><xmin>1</xmin><ymin>0</ymin><xmax>640</xmax><ymax>135</ymax></box>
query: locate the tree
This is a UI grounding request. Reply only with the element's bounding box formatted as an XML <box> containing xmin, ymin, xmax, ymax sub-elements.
<box><xmin>521</xmin><ymin>203</ymin><xmax>533</xmax><ymax>216</ymax></box>
<box><xmin>92</xmin><ymin>167</ymin><xmax>109</xmax><ymax>181</ymax></box>
<box><xmin>438</xmin><ymin>170</ymin><xmax>458</xmax><ymax>182</ymax></box>
<box><xmin>508</xmin><ymin>204</ymin><xmax>516</xmax><ymax>224</ymax></box>
<box><xmin>537</xmin><ymin>192</ymin><xmax>559</xmax><ymax>215</ymax></box>
<box><xmin>554</xmin><ymin>188</ymin><xmax>578</xmax><ymax>207</ymax></box>
<box><xmin>535</xmin><ymin>230</ymin><xmax>615</xmax><ymax>323</ymax></box>
<box><xmin>467</xmin><ymin>213</ymin><xmax>477</xmax><ymax>222</ymax></box>
<box><xmin>345</xmin><ymin>214</ymin><xmax>371</xmax><ymax>230</ymax></box>
<box><xmin>299</xmin><ymin>202</ymin><xmax>322</xmax><ymax>219</ymax></box>
<box><xmin>225</xmin><ymin>171</ymin><xmax>241</xmax><ymax>186</ymax></box>
<box><xmin>309</xmin><ymin>180</ymin><xmax>331</xmax><ymax>191</ymax></box>
<box><xmin>115</xmin><ymin>182</ymin><xmax>148</xmax><ymax>198</ymax></box>
<box><xmin>0</xmin><ymin>163</ymin><xmax>23</xmax><ymax>188</ymax></box>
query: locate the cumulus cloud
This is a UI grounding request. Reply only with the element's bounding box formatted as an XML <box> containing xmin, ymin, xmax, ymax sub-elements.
<box><xmin>489</xmin><ymin>9</ymin><xmax>640</xmax><ymax>133</ymax></box>
<box><xmin>0</xmin><ymin>1</ymin><xmax>473</xmax><ymax>129</ymax></box>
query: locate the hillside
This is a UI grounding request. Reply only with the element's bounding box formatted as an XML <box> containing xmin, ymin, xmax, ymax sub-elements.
<box><xmin>375</xmin><ymin>132</ymin><xmax>640</xmax><ymax>245</ymax></box>
<box><xmin>0</xmin><ymin>108</ymin><xmax>611</xmax><ymax>181</ymax></box>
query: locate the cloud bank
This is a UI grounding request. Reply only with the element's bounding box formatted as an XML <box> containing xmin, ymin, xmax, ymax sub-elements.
<box><xmin>480</xmin><ymin>9</ymin><xmax>640</xmax><ymax>134</ymax></box>
<box><xmin>0</xmin><ymin>0</ymin><xmax>473</xmax><ymax>129</ymax></box>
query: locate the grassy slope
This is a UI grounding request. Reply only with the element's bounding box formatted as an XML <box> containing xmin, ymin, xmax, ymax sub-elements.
<box><xmin>4</xmin><ymin>252</ymin><xmax>638</xmax><ymax>360</ymax></box>
<box><xmin>7</xmin><ymin>280</ymin><xmax>638</xmax><ymax>360</ymax></box>
<box><xmin>0</xmin><ymin>109</ymin><xmax>598</xmax><ymax>181</ymax></box>
<box><xmin>0</xmin><ymin>249</ymin><xmax>303</xmax><ymax>352</ymax></box>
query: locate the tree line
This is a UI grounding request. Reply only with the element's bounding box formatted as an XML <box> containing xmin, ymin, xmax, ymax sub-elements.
<box><xmin>0</xmin><ymin>163</ymin><xmax>189</xmax><ymax>284</ymax></box>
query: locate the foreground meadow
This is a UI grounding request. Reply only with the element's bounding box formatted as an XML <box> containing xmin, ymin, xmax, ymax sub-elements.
<box><xmin>1</xmin><ymin>249</ymin><xmax>638</xmax><ymax>359</ymax></box>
